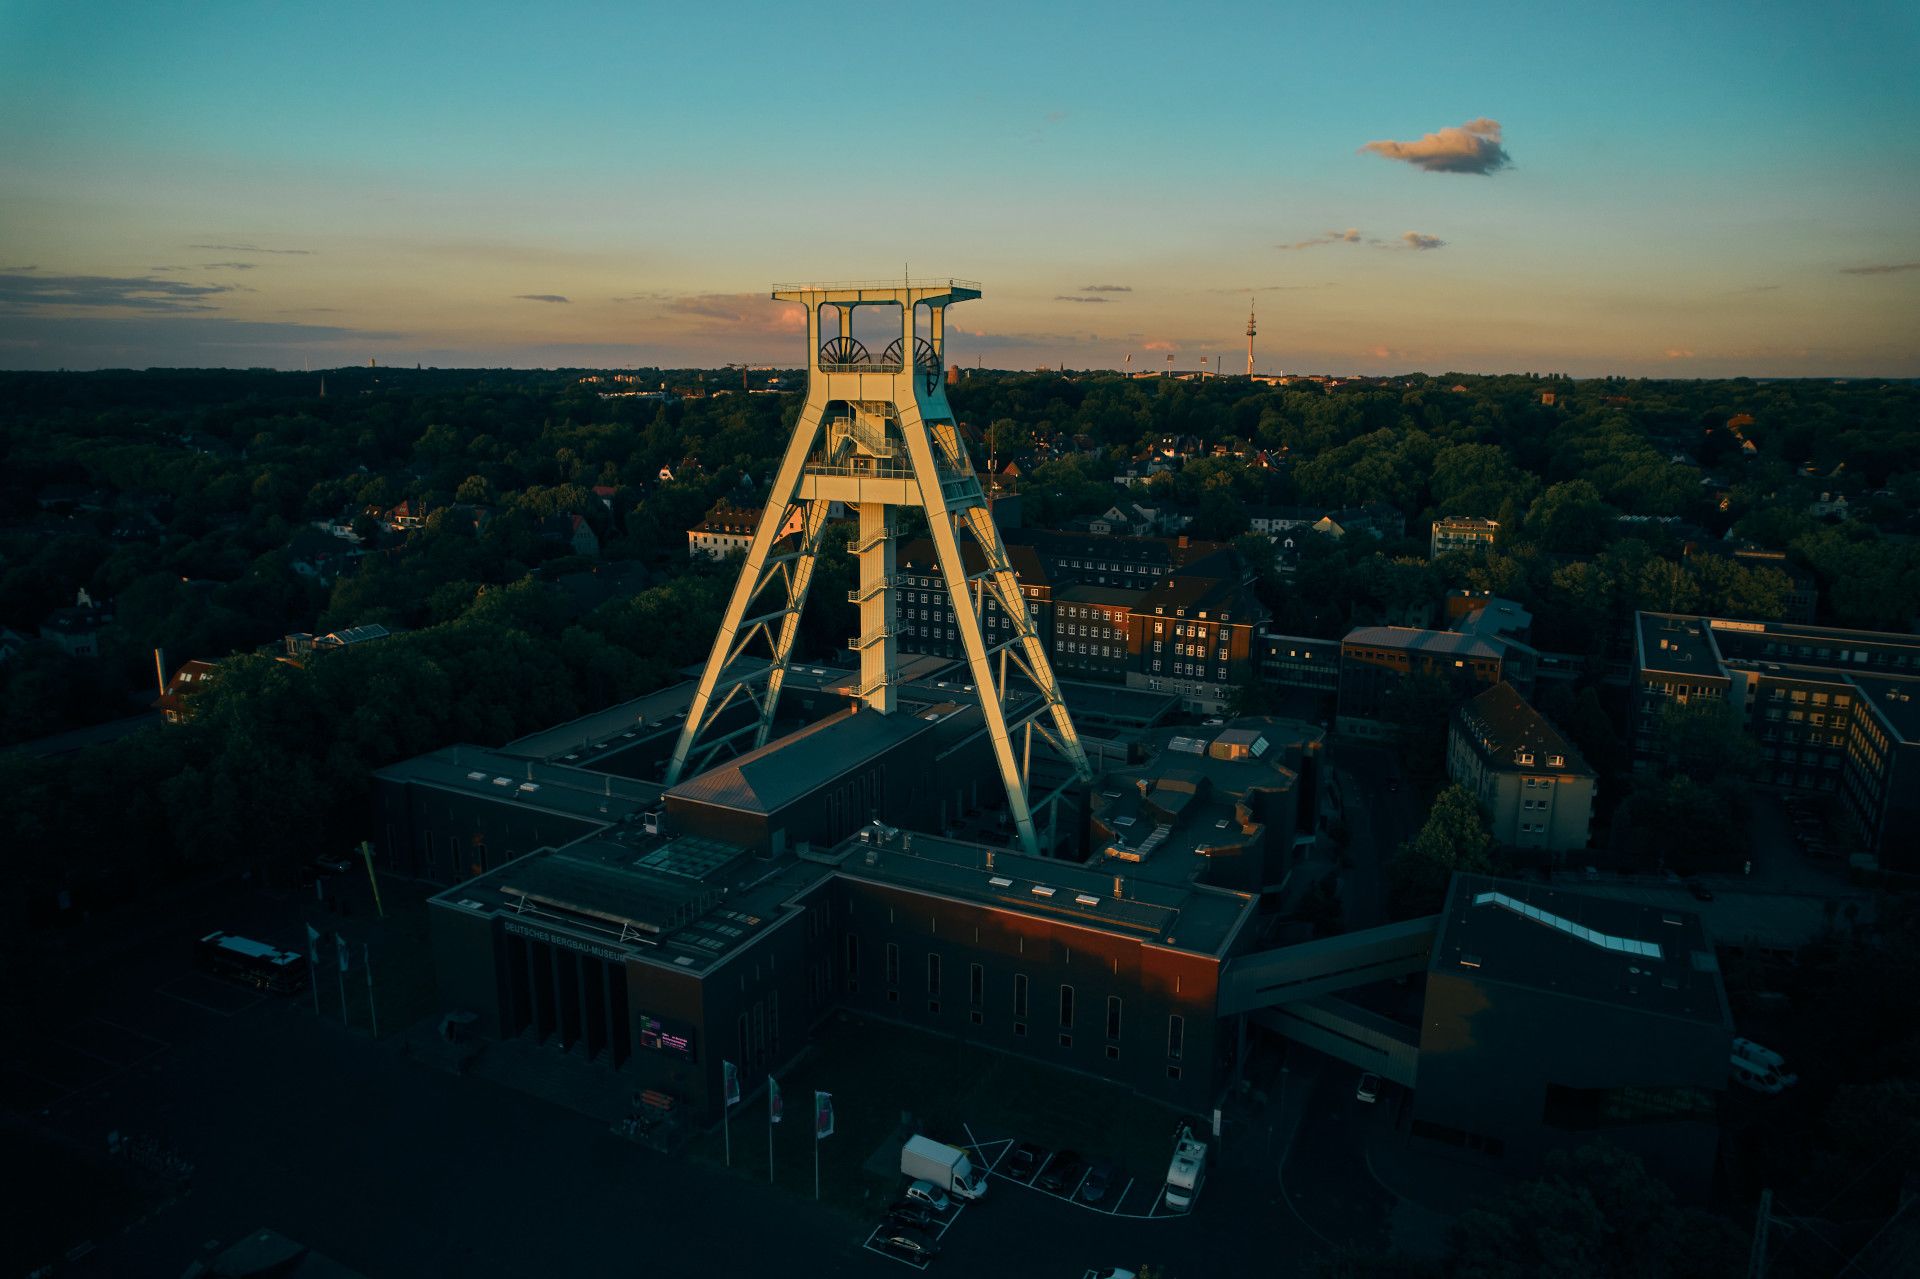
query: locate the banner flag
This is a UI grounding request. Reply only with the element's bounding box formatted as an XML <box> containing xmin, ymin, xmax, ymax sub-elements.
<box><xmin>723</xmin><ymin>1059</ymin><xmax>741</xmax><ymax>1107</ymax></box>
<box><xmin>305</xmin><ymin>924</ymin><xmax>319</xmax><ymax>965</ymax></box>
<box><xmin>335</xmin><ymin>932</ymin><xmax>349</xmax><ymax>972</ymax></box>
<box><xmin>769</xmin><ymin>1076</ymin><xmax>783</xmax><ymax>1124</ymax></box>
<box><xmin>814</xmin><ymin>1091</ymin><xmax>834</xmax><ymax>1140</ymax></box>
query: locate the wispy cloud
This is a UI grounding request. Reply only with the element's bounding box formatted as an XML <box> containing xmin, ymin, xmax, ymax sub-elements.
<box><xmin>0</xmin><ymin>269</ymin><xmax>234</xmax><ymax>313</ymax></box>
<box><xmin>1665</xmin><ymin>347</ymin><xmax>1695</xmax><ymax>359</ymax></box>
<box><xmin>1840</xmin><ymin>262</ymin><xmax>1920</xmax><ymax>276</ymax></box>
<box><xmin>1080</xmin><ymin>284</ymin><xmax>1130</xmax><ymax>293</ymax></box>
<box><xmin>187</xmin><ymin>242</ymin><xmax>314</xmax><ymax>255</ymax></box>
<box><xmin>0</xmin><ymin>313</ymin><xmax>399</xmax><ymax>369</ymax></box>
<box><xmin>1203</xmin><ymin>283</ymin><xmax>1336</xmax><ymax>294</ymax></box>
<box><xmin>1055</xmin><ymin>295</ymin><xmax>1109</xmax><ymax>304</ymax></box>
<box><xmin>514</xmin><ymin>293</ymin><xmax>571</xmax><ymax>303</ymax></box>
<box><xmin>665</xmin><ymin>293</ymin><xmax>806</xmax><ymax>334</ymax></box>
<box><xmin>1142</xmin><ymin>340</ymin><xmax>1175</xmax><ymax>351</ymax></box>
<box><xmin>1362</xmin><ymin>118</ymin><xmax>1511</xmax><ymax>175</ymax></box>
<box><xmin>1398</xmin><ymin>232</ymin><xmax>1446</xmax><ymax>251</ymax></box>
<box><xmin>199</xmin><ymin>262</ymin><xmax>257</xmax><ymax>271</ymax></box>
<box><xmin>1278</xmin><ymin>228</ymin><xmax>1363</xmax><ymax>251</ymax></box>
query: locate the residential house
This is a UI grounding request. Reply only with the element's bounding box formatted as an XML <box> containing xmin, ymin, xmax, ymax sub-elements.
<box><xmin>688</xmin><ymin>502</ymin><xmax>805</xmax><ymax>560</ymax></box>
<box><xmin>155</xmin><ymin>658</ymin><xmax>219</xmax><ymax>724</ymax></box>
<box><xmin>39</xmin><ymin>589</ymin><xmax>114</xmax><ymax>658</ymax></box>
<box><xmin>1449</xmin><ymin>682</ymin><xmax>1597</xmax><ymax>855</ymax></box>
<box><xmin>1430</xmin><ymin>516</ymin><xmax>1500</xmax><ymax>560</ymax></box>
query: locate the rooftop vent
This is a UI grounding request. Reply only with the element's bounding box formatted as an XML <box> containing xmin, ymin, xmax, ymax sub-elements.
<box><xmin>491</xmin><ymin>776</ymin><xmax>513</xmax><ymax>787</ymax></box>
<box><xmin>1074</xmin><ymin>894</ymin><xmax>1101</xmax><ymax>907</ymax></box>
<box><xmin>988</xmin><ymin>875</ymin><xmax>1014</xmax><ymax>888</ymax></box>
<box><xmin>518</xmin><ymin>782</ymin><xmax>541</xmax><ymax>793</ymax></box>
<box><xmin>466</xmin><ymin>771</ymin><xmax>487</xmax><ymax>781</ymax></box>
<box><xmin>1031</xmin><ymin>885</ymin><xmax>1056</xmax><ymax>898</ymax></box>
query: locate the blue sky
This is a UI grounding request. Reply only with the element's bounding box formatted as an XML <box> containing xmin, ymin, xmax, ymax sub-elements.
<box><xmin>2</xmin><ymin>0</ymin><xmax>1915</xmax><ymax>374</ymax></box>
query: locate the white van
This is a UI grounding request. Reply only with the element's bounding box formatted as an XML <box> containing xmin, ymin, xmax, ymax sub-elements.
<box><xmin>1731</xmin><ymin>1054</ymin><xmax>1790</xmax><ymax>1094</ymax></box>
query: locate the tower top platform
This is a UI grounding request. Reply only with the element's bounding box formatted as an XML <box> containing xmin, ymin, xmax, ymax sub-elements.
<box><xmin>771</xmin><ymin>278</ymin><xmax>981</xmax><ymax>306</ymax></box>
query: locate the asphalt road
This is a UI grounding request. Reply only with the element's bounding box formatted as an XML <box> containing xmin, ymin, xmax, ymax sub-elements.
<box><xmin>15</xmin><ymin>883</ymin><xmax>1352</xmax><ymax>1278</ymax></box>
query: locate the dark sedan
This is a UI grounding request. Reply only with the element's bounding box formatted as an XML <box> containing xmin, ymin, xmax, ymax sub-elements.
<box><xmin>1037</xmin><ymin>1149</ymin><xmax>1086</xmax><ymax>1195</ymax></box>
<box><xmin>877</xmin><ymin>1225</ymin><xmax>941</xmax><ymax>1260</ymax></box>
<box><xmin>886</xmin><ymin>1199</ymin><xmax>936</xmax><ymax>1230</ymax></box>
<box><xmin>1003</xmin><ymin>1141</ymin><xmax>1045</xmax><ymax>1182</ymax></box>
<box><xmin>1078</xmin><ymin>1160</ymin><xmax>1119</xmax><ymax>1204</ymax></box>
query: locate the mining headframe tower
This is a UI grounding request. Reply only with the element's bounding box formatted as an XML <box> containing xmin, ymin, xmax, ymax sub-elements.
<box><xmin>666</xmin><ymin>279</ymin><xmax>1092</xmax><ymax>856</ymax></box>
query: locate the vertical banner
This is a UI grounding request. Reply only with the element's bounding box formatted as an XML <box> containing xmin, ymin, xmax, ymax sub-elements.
<box><xmin>814</xmin><ymin>1091</ymin><xmax>834</xmax><ymax>1140</ymax></box>
<box><xmin>767</xmin><ymin>1076</ymin><xmax>781</xmax><ymax>1186</ymax></box>
<box><xmin>813</xmin><ymin>1090</ymin><xmax>833</xmax><ymax>1201</ymax></box>
<box><xmin>304</xmin><ymin>924</ymin><xmax>321</xmax><ymax>1014</ymax></box>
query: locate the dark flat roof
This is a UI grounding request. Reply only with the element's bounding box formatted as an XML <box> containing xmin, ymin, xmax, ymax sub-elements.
<box><xmin>666</xmin><ymin>706</ymin><xmax>936</xmax><ymax>815</ymax></box>
<box><xmin>431</xmin><ymin>829</ymin><xmax>831</xmax><ymax>975</ymax></box>
<box><xmin>374</xmin><ymin>746</ymin><xmax>664</xmax><ymax>823</ymax></box>
<box><xmin>1432</xmin><ymin>874</ymin><xmax>1730</xmax><ymax>1028</ymax></box>
<box><xmin>1851</xmin><ymin>675</ymin><xmax>1920</xmax><ymax>743</ymax></box>
<box><xmin>823</xmin><ymin>828</ymin><xmax>1254</xmax><ymax>957</ymax></box>
<box><xmin>1636</xmin><ymin>612</ymin><xmax>1723</xmax><ymax>679</ymax></box>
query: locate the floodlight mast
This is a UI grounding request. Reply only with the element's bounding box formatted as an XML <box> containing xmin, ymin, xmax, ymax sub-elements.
<box><xmin>664</xmin><ymin>279</ymin><xmax>1092</xmax><ymax>857</ymax></box>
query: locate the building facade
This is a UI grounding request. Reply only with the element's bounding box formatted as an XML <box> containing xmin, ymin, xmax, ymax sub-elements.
<box><xmin>1448</xmin><ymin>683</ymin><xmax>1597</xmax><ymax>854</ymax></box>
<box><xmin>1633</xmin><ymin>611</ymin><xmax>1920</xmax><ymax>868</ymax></box>
<box><xmin>1430</xmin><ymin>516</ymin><xmax>1500</xmax><ymax>560</ymax></box>
<box><xmin>1416</xmin><ymin>874</ymin><xmax>1731</xmax><ymax>1201</ymax></box>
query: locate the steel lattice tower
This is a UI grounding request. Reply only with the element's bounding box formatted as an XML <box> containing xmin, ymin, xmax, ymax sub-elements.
<box><xmin>666</xmin><ymin>279</ymin><xmax>1092</xmax><ymax>856</ymax></box>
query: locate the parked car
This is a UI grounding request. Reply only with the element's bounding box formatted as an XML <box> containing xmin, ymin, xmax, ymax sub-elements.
<box><xmin>1037</xmin><ymin>1149</ymin><xmax>1085</xmax><ymax>1195</ymax></box>
<box><xmin>903</xmin><ymin>1180</ymin><xmax>951</xmax><ymax>1214</ymax></box>
<box><xmin>1686</xmin><ymin>880</ymin><xmax>1714</xmax><ymax>902</ymax></box>
<box><xmin>1003</xmin><ymin>1141</ymin><xmax>1044</xmax><ymax>1182</ymax></box>
<box><xmin>1356</xmin><ymin>1072</ymin><xmax>1382</xmax><ymax>1103</ymax></box>
<box><xmin>877</xmin><ymin>1225</ymin><xmax>941</xmax><ymax>1260</ymax></box>
<box><xmin>1078</xmin><ymin>1160</ymin><xmax>1118</xmax><ymax>1204</ymax></box>
<box><xmin>886</xmin><ymin>1200</ymin><xmax>936</xmax><ymax>1230</ymax></box>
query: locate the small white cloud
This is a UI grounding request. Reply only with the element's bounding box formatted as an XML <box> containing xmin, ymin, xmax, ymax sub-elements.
<box><xmin>1362</xmin><ymin>118</ymin><xmax>1511</xmax><ymax>175</ymax></box>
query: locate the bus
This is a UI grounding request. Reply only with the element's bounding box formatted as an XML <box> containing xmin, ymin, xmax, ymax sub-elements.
<box><xmin>196</xmin><ymin>931</ymin><xmax>310</xmax><ymax>994</ymax></box>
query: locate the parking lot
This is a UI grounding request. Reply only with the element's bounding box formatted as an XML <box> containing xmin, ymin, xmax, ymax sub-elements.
<box><xmin>860</xmin><ymin>1129</ymin><xmax>1192</xmax><ymax>1269</ymax></box>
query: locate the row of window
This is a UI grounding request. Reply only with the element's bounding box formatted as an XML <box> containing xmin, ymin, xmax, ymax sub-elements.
<box><xmin>853</xmin><ymin>939</ymin><xmax>1186</xmax><ymax>1060</ymax></box>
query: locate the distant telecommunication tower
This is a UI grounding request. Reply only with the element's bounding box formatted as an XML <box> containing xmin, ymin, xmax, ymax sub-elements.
<box><xmin>666</xmin><ymin>278</ymin><xmax>1092</xmax><ymax>856</ymax></box>
<box><xmin>1246</xmin><ymin>301</ymin><xmax>1257</xmax><ymax>377</ymax></box>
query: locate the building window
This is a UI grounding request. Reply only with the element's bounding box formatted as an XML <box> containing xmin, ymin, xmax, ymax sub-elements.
<box><xmin>1168</xmin><ymin>1014</ymin><xmax>1184</xmax><ymax>1059</ymax></box>
<box><xmin>886</xmin><ymin>943</ymin><xmax>900</xmax><ymax>987</ymax></box>
<box><xmin>1014</xmin><ymin>1022</ymin><xmax>1027</xmax><ymax>1037</ymax></box>
<box><xmin>845</xmin><ymin>935</ymin><xmax>859</xmax><ymax>992</ymax></box>
<box><xmin>970</xmin><ymin>963</ymin><xmax>984</xmax><ymax>1007</ymax></box>
<box><xmin>1166</xmin><ymin>1065</ymin><xmax>1182</xmax><ymax>1081</ymax></box>
<box><xmin>1059</xmin><ymin>985</ymin><xmax>1074</xmax><ymax>1029</ymax></box>
<box><xmin>1106</xmin><ymin>1044</ymin><xmax>1120</xmax><ymax>1060</ymax></box>
<box><xmin>1059</xmin><ymin>1034</ymin><xmax>1073</xmax><ymax>1049</ymax></box>
<box><xmin>970</xmin><ymin>1010</ymin><xmax>983</xmax><ymax>1025</ymax></box>
<box><xmin>1106</xmin><ymin>996</ymin><xmax>1122</xmax><ymax>1040</ymax></box>
<box><xmin>927</xmin><ymin>952</ymin><xmax>941</xmax><ymax>997</ymax></box>
<box><xmin>1014</xmin><ymin>973</ymin><xmax>1029</xmax><ymax>1019</ymax></box>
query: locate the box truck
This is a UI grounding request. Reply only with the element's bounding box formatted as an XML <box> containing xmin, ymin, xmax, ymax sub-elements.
<box><xmin>900</xmin><ymin>1135</ymin><xmax>989</xmax><ymax>1200</ymax></box>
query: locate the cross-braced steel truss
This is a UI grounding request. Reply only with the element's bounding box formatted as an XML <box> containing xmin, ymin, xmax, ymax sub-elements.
<box><xmin>665</xmin><ymin>279</ymin><xmax>1091</xmax><ymax>856</ymax></box>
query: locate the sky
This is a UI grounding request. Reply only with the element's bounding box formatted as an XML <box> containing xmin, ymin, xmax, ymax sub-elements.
<box><xmin>1</xmin><ymin>0</ymin><xmax>1917</xmax><ymax>376</ymax></box>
